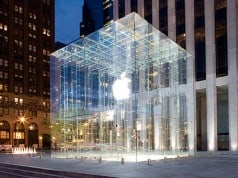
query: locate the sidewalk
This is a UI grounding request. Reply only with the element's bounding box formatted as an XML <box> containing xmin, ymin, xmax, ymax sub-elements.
<box><xmin>0</xmin><ymin>153</ymin><xmax>238</xmax><ymax>178</ymax></box>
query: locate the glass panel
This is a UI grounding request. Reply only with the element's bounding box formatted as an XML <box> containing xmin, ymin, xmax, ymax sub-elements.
<box><xmin>51</xmin><ymin>13</ymin><xmax>194</xmax><ymax>162</ymax></box>
<box><xmin>215</xmin><ymin>0</ymin><xmax>228</xmax><ymax>77</ymax></box>
<box><xmin>217</xmin><ymin>87</ymin><xmax>229</xmax><ymax>150</ymax></box>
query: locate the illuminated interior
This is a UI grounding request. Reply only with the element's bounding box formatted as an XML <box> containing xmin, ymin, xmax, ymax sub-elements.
<box><xmin>50</xmin><ymin>13</ymin><xmax>194</xmax><ymax>162</ymax></box>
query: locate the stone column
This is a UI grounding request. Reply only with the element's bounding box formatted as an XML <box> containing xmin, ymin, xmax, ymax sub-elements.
<box><xmin>185</xmin><ymin>0</ymin><xmax>195</xmax><ymax>152</ymax></box>
<box><xmin>152</xmin><ymin>0</ymin><xmax>159</xmax><ymax>29</ymax></box>
<box><xmin>168</xmin><ymin>0</ymin><xmax>176</xmax><ymax>40</ymax></box>
<box><xmin>227</xmin><ymin>0</ymin><xmax>238</xmax><ymax>151</ymax></box>
<box><xmin>137</xmin><ymin>0</ymin><xmax>144</xmax><ymax>17</ymax></box>
<box><xmin>113</xmin><ymin>0</ymin><xmax>119</xmax><ymax>20</ymax></box>
<box><xmin>167</xmin><ymin>0</ymin><xmax>176</xmax><ymax>151</ymax></box>
<box><xmin>205</xmin><ymin>0</ymin><xmax>217</xmax><ymax>151</ymax></box>
<box><xmin>125</xmin><ymin>0</ymin><xmax>131</xmax><ymax>15</ymax></box>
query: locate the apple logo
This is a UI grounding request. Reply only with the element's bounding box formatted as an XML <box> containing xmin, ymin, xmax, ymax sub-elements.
<box><xmin>112</xmin><ymin>72</ymin><xmax>131</xmax><ymax>100</ymax></box>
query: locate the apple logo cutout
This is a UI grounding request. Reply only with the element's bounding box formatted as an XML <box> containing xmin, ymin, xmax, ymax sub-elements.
<box><xmin>112</xmin><ymin>72</ymin><xmax>131</xmax><ymax>100</ymax></box>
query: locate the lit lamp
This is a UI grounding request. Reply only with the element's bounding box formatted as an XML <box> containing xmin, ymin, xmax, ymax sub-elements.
<box><xmin>19</xmin><ymin>117</ymin><xmax>25</xmax><ymax>123</ymax></box>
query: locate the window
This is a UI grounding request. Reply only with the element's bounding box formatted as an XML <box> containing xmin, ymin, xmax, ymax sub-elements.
<box><xmin>0</xmin><ymin>96</ymin><xmax>8</xmax><ymax>102</ymax></box>
<box><xmin>43</xmin><ymin>28</ymin><xmax>50</xmax><ymax>36</ymax></box>
<box><xmin>15</xmin><ymin>109</ymin><xmax>24</xmax><ymax>116</ymax></box>
<box><xmin>19</xmin><ymin>64</ymin><xmax>23</xmax><ymax>70</ymax></box>
<box><xmin>29</xmin><ymin>12</ymin><xmax>37</xmax><ymax>20</ymax></box>
<box><xmin>0</xmin><ymin>23</ymin><xmax>8</xmax><ymax>31</ymax></box>
<box><xmin>28</xmin><ymin>33</ymin><xmax>36</xmax><ymax>40</ymax></box>
<box><xmin>29</xmin><ymin>44</ymin><xmax>36</xmax><ymax>52</ymax></box>
<box><xmin>14</xmin><ymin>40</ymin><xmax>23</xmax><ymax>48</ymax></box>
<box><xmin>14</xmin><ymin>97</ymin><xmax>19</xmax><ymax>104</ymax></box>
<box><xmin>4</xmin><ymin>60</ymin><xmax>8</xmax><ymax>67</ymax></box>
<box><xmin>19</xmin><ymin>98</ymin><xmax>23</xmax><ymax>104</ymax></box>
<box><xmin>28</xmin><ymin>23</ymin><xmax>36</xmax><ymax>31</ymax></box>
<box><xmin>4</xmin><ymin>108</ymin><xmax>8</xmax><ymax>115</ymax></box>
<box><xmin>0</xmin><ymin>84</ymin><xmax>8</xmax><ymax>91</ymax></box>
<box><xmin>15</xmin><ymin>63</ymin><xmax>23</xmax><ymax>70</ymax></box>
<box><xmin>43</xmin><ymin>49</ymin><xmax>47</xmax><ymax>55</ymax></box>
<box><xmin>14</xmin><ymin>86</ymin><xmax>23</xmax><ymax>93</ymax></box>
<box><xmin>15</xmin><ymin>63</ymin><xmax>18</xmax><ymax>69</ymax></box>
<box><xmin>4</xmin><ymin>72</ymin><xmax>8</xmax><ymax>79</ymax></box>
<box><xmin>14</xmin><ymin>5</ymin><xmax>23</xmax><ymax>14</ymax></box>
<box><xmin>0</xmin><ymin>34</ymin><xmax>8</xmax><ymax>42</ymax></box>
<box><xmin>29</xmin><ymin>55</ymin><xmax>36</xmax><ymax>63</ymax></box>
<box><xmin>14</xmin><ymin>17</ymin><xmax>23</xmax><ymax>25</ymax></box>
<box><xmin>19</xmin><ymin>86</ymin><xmax>23</xmax><ymax>93</ymax></box>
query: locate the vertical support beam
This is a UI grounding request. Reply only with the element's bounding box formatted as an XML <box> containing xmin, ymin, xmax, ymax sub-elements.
<box><xmin>137</xmin><ymin>0</ymin><xmax>144</xmax><ymax>17</ymax></box>
<box><xmin>227</xmin><ymin>0</ymin><xmax>238</xmax><ymax>151</ymax></box>
<box><xmin>168</xmin><ymin>0</ymin><xmax>176</xmax><ymax>40</ymax></box>
<box><xmin>125</xmin><ymin>0</ymin><xmax>131</xmax><ymax>15</ymax></box>
<box><xmin>167</xmin><ymin>0</ymin><xmax>176</xmax><ymax>151</ymax></box>
<box><xmin>113</xmin><ymin>0</ymin><xmax>119</xmax><ymax>20</ymax></box>
<box><xmin>185</xmin><ymin>0</ymin><xmax>195</xmax><ymax>152</ymax></box>
<box><xmin>205</xmin><ymin>0</ymin><xmax>217</xmax><ymax>151</ymax></box>
<box><xmin>152</xmin><ymin>0</ymin><xmax>159</xmax><ymax>29</ymax></box>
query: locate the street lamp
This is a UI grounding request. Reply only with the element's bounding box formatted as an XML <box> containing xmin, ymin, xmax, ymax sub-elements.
<box><xmin>19</xmin><ymin>117</ymin><xmax>25</xmax><ymax>123</ymax></box>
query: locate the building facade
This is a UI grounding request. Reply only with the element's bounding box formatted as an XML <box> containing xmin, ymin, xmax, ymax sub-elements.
<box><xmin>0</xmin><ymin>0</ymin><xmax>54</xmax><ymax>149</ymax></box>
<box><xmin>113</xmin><ymin>0</ymin><xmax>238</xmax><ymax>151</ymax></box>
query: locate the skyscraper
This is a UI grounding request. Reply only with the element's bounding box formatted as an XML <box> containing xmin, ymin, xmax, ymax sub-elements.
<box><xmin>0</xmin><ymin>0</ymin><xmax>54</xmax><ymax>149</ymax></box>
<box><xmin>80</xmin><ymin>0</ymin><xmax>113</xmax><ymax>38</ymax></box>
<box><xmin>113</xmin><ymin>0</ymin><xmax>238</xmax><ymax>152</ymax></box>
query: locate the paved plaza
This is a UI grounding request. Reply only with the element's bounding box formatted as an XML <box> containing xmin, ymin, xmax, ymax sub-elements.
<box><xmin>0</xmin><ymin>152</ymin><xmax>238</xmax><ymax>177</ymax></box>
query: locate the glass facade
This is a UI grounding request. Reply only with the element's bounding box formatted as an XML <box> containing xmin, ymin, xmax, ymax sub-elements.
<box><xmin>50</xmin><ymin>13</ymin><xmax>194</xmax><ymax>161</ymax></box>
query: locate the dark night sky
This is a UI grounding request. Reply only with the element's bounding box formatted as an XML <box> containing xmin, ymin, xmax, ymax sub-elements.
<box><xmin>55</xmin><ymin>0</ymin><xmax>84</xmax><ymax>44</ymax></box>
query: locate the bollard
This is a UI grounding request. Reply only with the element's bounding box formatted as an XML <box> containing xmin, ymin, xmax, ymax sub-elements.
<box><xmin>99</xmin><ymin>157</ymin><xmax>102</xmax><ymax>163</ymax></box>
<box><xmin>40</xmin><ymin>153</ymin><xmax>42</xmax><ymax>159</ymax></box>
<box><xmin>196</xmin><ymin>153</ymin><xmax>199</xmax><ymax>159</ymax></box>
<box><xmin>164</xmin><ymin>157</ymin><xmax>167</xmax><ymax>163</ymax></box>
<box><xmin>121</xmin><ymin>158</ymin><xmax>124</xmax><ymax>164</ymax></box>
<box><xmin>147</xmin><ymin>159</ymin><xmax>152</xmax><ymax>166</ymax></box>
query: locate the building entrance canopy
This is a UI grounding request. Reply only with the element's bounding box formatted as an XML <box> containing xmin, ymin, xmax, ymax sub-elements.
<box><xmin>51</xmin><ymin>13</ymin><xmax>194</xmax><ymax>162</ymax></box>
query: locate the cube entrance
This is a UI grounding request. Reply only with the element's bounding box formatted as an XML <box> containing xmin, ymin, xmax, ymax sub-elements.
<box><xmin>50</xmin><ymin>13</ymin><xmax>194</xmax><ymax>161</ymax></box>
